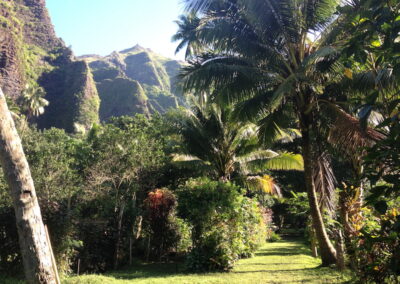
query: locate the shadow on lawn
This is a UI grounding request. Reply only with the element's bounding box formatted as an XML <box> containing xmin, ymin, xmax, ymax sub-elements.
<box><xmin>255</xmin><ymin>242</ymin><xmax>311</xmax><ymax>257</ymax></box>
<box><xmin>232</xmin><ymin>267</ymin><xmax>320</xmax><ymax>274</ymax></box>
<box><xmin>105</xmin><ymin>240</ymin><xmax>320</xmax><ymax>281</ymax></box>
<box><xmin>106</xmin><ymin>262</ymin><xmax>188</xmax><ymax>280</ymax></box>
<box><xmin>235</xmin><ymin>263</ymin><xmax>307</xmax><ymax>266</ymax></box>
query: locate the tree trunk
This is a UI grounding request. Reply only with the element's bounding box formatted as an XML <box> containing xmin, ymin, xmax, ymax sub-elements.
<box><xmin>335</xmin><ymin>229</ymin><xmax>346</xmax><ymax>271</ymax></box>
<box><xmin>0</xmin><ymin>88</ymin><xmax>57</xmax><ymax>283</ymax></box>
<box><xmin>300</xmin><ymin>110</ymin><xmax>337</xmax><ymax>266</ymax></box>
<box><xmin>310</xmin><ymin>227</ymin><xmax>318</xmax><ymax>258</ymax></box>
<box><xmin>113</xmin><ymin>200</ymin><xmax>126</xmax><ymax>269</ymax></box>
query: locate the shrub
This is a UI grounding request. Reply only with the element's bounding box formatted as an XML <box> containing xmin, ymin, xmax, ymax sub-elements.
<box><xmin>186</xmin><ymin>231</ymin><xmax>236</xmax><ymax>272</ymax></box>
<box><xmin>144</xmin><ymin>189</ymin><xmax>182</xmax><ymax>259</ymax></box>
<box><xmin>267</xmin><ymin>232</ymin><xmax>282</xmax><ymax>242</ymax></box>
<box><xmin>272</xmin><ymin>192</ymin><xmax>309</xmax><ymax>233</ymax></box>
<box><xmin>352</xmin><ymin>200</ymin><xmax>400</xmax><ymax>283</ymax></box>
<box><xmin>177</xmin><ymin>178</ymin><xmax>267</xmax><ymax>272</ymax></box>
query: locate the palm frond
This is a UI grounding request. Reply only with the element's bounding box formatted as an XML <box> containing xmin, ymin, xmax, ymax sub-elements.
<box><xmin>302</xmin><ymin>46</ymin><xmax>339</xmax><ymax>69</ymax></box>
<box><xmin>248</xmin><ymin>152</ymin><xmax>304</xmax><ymax>172</ymax></box>
<box><xmin>313</xmin><ymin>150</ymin><xmax>336</xmax><ymax>214</ymax></box>
<box><xmin>184</xmin><ymin>0</ymin><xmax>220</xmax><ymax>13</ymax></box>
<box><xmin>305</xmin><ymin>0</ymin><xmax>340</xmax><ymax>32</ymax></box>
<box><xmin>179</xmin><ymin>55</ymin><xmax>266</xmax><ymax>100</ymax></box>
<box><xmin>171</xmin><ymin>156</ymin><xmax>214</xmax><ymax>174</ymax></box>
<box><xmin>327</xmin><ymin>104</ymin><xmax>386</xmax><ymax>156</ymax></box>
<box><xmin>245</xmin><ymin>175</ymin><xmax>282</xmax><ymax>197</ymax></box>
<box><xmin>172</xmin><ymin>13</ymin><xmax>202</xmax><ymax>59</ymax></box>
<box><xmin>257</xmin><ymin>106</ymin><xmax>298</xmax><ymax>146</ymax></box>
<box><xmin>268</xmin><ymin>73</ymin><xmax>297</xmax><ymax>112</ymax></box>
<box><xmin>236</xmin><ymin>149</ymin><xmax>279</xmax><ymax>164</ymax></box>
<box><xmin>233</xmin><ymin>91</ymin><xmax>276</xmax><ymax>122</ymax></box>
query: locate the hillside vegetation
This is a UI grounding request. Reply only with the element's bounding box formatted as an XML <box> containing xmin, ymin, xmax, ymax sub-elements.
<box><xmin>0</xmin><ymin>1</ymin><xmax>183</xmax><ymax>131</ymax></box>
<box><xmin>81</xmin><ymin>45</ymin><xmax>184</xmax><ymax>121</ymax></box>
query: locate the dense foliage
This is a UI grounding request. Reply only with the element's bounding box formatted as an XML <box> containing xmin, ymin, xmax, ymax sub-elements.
<box><xmin>0</xmin><ymin>114</ymin><xmax>272</xmax><ymax>276</ymax></box>
<box><xmin>0</xmin><ymin>115</ymin><xmax>172</xmax><ymax>274</ymax></box>
<box><xmin>171</xmin><ymin>0</ymin><xmax>400</xmax><ymax>280</ymax></box>
<box><xmin>177</xmin><ymin>178</ymin><xmax>267</xmax><ymax>271</ymax></box>
<box><xmin>1</xmin><ymin>0</ymin><xmax>400</xmax><ymax>283</ymax></box>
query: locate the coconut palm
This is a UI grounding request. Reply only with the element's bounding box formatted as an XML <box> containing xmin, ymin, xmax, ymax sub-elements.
<box><xmin>172</xmin><ymin>96</ymin><xmax>304</xmax><ymax>196</ymax></box>
<box><xmin>172</xmin><ymin>13</ymin><xmax>203</xmax><ymax>59</ymax></box>
<box><xmin>174</xmin><ymin>0</ymin><xmax>343</xmax><ymax>265</ymax></box>
<box><xmin>21</xmin><ymin>84</ymin><xmax>49</xmax><ymax>119</ymax></box>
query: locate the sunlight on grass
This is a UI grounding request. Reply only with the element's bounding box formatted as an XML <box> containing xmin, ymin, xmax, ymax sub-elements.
<box><xmin>64</xmin><ymin>240</ymin><xmax>352</xmax><ymax>284</ymax></box>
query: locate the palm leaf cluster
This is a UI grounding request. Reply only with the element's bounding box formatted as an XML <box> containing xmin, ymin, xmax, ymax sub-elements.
<box><xmin>21</xmin><ymin>84</ymin><xmax>49</xmax><ymax>118</ymax></box>
<box><xmin>172</xmin><ymin>97</ymin><xmax>303</xmax><ymax>194</ymax></box>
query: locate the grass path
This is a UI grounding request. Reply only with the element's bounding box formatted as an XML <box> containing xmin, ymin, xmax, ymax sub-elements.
<box><xmin>64</xmin><ymin>240</ymin><xmax>352</xmax><ymax>284</ymax></box>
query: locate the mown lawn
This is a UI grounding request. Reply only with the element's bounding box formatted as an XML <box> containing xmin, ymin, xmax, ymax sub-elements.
<box><xmin>64</xmin><ymin>240</ymin><xmax>353</xmax><ymax>284</ymax></box>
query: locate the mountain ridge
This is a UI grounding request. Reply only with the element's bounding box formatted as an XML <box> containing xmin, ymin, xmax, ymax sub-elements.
<box><xmin>80</xmin><ymin>45</ymin><xmax>185</xmax><ymax>121</ymax></box>
<box><xmin>0</xmin><ymin>0</ymin><xmax>184</xmax><ymax>132</ymax></box>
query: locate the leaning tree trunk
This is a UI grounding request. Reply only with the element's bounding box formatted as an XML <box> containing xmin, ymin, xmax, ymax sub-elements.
<box><xmin>300</xmin><ymin>109</ymin><xmax>337</xmax><ymax>266</ymax></box>
<box><xmin>0</xmin><ymin>88</ymin><xmax>57</xmax><ymax>283</ymax></box>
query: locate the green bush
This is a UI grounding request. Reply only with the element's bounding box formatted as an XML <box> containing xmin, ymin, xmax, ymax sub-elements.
<box><xmin>177</xmin><ymin>178</ymin><xmax>267</xmax><ymax>272</ymax></box>
<box><xmin>272</xmin><ymin>192</ymin><xmax>309</xmax><ymax>233</ymax></box>
<box><xmin>185</xmin><ymin>231</ymin><xmax>236</xmax><ymax>272</ymax></box>
<box><xmin>267</xmin><ymin>232</ymin><xmax>282</xmax><ymax>242</ymax></box>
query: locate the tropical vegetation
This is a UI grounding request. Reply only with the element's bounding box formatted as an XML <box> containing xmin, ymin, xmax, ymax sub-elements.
<box><xmin>0</xmin><ymin>0</ymin><xmax>399</xmax><ymax>283</ymax></box>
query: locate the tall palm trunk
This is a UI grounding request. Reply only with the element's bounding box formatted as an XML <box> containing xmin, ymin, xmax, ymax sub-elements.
<box><xmin>299</xmin><ymin>108</ymin><xmax>337</xmax><ymax>266</ymax></box>
<box><xmin>0</xmin><ymin>88</ymin><xmax>57</xmax><ymax>283</ymax></box>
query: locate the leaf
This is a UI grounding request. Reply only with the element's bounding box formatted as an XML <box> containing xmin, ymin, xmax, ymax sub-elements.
<box><xmin>250</xmin><ymin>153</ymin><xmax>304</xmax><ymax>172</ymax></box>
<box><xmin>245</xmin><ymin>175</ymin><xmax>282</xmax><ymax>197</ymax></box>
<box><xmin>371</xmin><ymin>39</ymin><xmax>382</xmax><ymax>47</ymax></box>
<box><xmin>313</xmin><ymin>151</ymin><xmax>336</xmax><ymax>214</ymax></box>
<box><xmin>344</xmin><ymin>68</ymin><xmax>353</xmax><ymax>79</ymax></box>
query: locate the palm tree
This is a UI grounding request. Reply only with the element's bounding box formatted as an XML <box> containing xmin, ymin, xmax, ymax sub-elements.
<box><xmin>174</xmin><ymin>0</ymin><xmax>342</xmax><ymax>265</ymax></box>
<box><xmin>21</xmin><ymin>84</ymin><xmax>49</xmax><ymax>119</ymax></box>
<box><xmin>324</xmin><ymin>40</ymin><xmax>393</xmax><ymax>249</ymax></box>
<box><xmin>172</xmin><ymin>13</ymin><xmax>202</xmax><ymax>59</ymax></box>
<box><xmin>172</xmin><ymin>96</ymin><xmax>304</xmax><ymax>195</ymax></box>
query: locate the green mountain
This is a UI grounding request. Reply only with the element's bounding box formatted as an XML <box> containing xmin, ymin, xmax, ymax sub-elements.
<box><xmin>0</xmin><ymin>0</ymin><xmax>184</xmax><ymax>132</ymax></box>
<box><xmin>0</xmin><ymin>0</ymin><xmax>100</xmax><ymax>132</ymax></box>
<box><xmin>80</xmin><ymin>45</ymin><xmax>185</xmax><ymax>121</ymax></box>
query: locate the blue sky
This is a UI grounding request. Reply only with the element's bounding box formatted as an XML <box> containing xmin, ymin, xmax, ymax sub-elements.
<box><xmin>46</xmin><ymin>0</ymin><xmax>185</xmax><ymax>60</ymax></box>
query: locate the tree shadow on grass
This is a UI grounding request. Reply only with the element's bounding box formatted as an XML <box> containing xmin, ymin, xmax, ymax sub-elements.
<box><xmin>103</xmin><ymin>240</ymin><xmax>340</xmax><ymax>282</ymax></box>
<box><xmin>255</xmin><ymin>241</ymin><xmax>311</xmax><ymax>257</ymax></box>
<box><xmin>232</xmin><ymin>267</ymin><xmax>320</xmax><ymax>274</ymax></box>
<box><xmin>235</xmin><ymin>263</ymin><xmax>308</xmax><ymax>266</ymax></box>
<box><xmin>106</xmin><ymin>262</ymin><xmax>190</xmax><ymax>280</ymax></box>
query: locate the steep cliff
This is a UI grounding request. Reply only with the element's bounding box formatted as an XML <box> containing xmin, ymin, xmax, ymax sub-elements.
<box><xmin>0</xmin><ymin>1</ymin><xmax>184</xmax><ymax>129</ymax></box>
<box><xmin>81</xmin><ymin>45</ymin><xmax>184</xmax><ymax>121</ymax></box>
<box><xmin>37</xmin><ymin>55</ymin><xmax>100</xmax><ymax>132</ymax></box>
<box><xmin>0</xmin><ymin>0</ymin><xmax>100</xmax><ymax>131</ymax></box>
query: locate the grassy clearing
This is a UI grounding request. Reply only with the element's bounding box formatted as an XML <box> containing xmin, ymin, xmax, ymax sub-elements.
<box><xmin>64</xmin><ymin>240</ymin><xmax>353</xmax><ymax>284</ymax></box>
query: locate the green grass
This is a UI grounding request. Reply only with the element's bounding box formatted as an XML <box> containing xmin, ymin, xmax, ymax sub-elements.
<box><xmin>64</xmin><ymin>240</ymin><xmax>353</xmax><ymax>284</ymax></box>
<box><xmin>0</xmin><ymin>275</ymin><xmax>25</xmax><ymax>284</ymax></box>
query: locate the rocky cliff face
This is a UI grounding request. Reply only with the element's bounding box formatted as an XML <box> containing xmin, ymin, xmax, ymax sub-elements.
<box><xmin>0</xmin><ymin>0</ymin><xmax>99</xmax><ymax>131</ymax></box>
<box><xmin>0</xmin><ymin>1</ymin><xmax>184</xmax><ymax>130</ymax></box>
<box><xmin>37</xmin><ymin>55</ymin><xmax>100</xmax><ymax>133</ymax></box>
<box><xmin>81</xmin><ymin>45</ymin><xmax>185</xmax><ymax>121</ymax></box>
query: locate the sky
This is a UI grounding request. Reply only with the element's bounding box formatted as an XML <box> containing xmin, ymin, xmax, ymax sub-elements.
<box><xmin>46</xmin><ymin>0</ymin><xmax>186</xmax><ymax>60</ymax></box>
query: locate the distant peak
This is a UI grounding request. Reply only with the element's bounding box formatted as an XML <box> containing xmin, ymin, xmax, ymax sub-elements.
<box><xmin>120</xmin><ymin>44</ymin><xmax>146</xmax><ymax>54</ymax></box>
